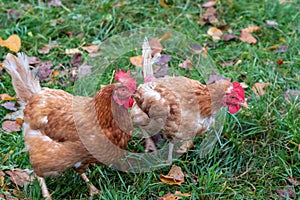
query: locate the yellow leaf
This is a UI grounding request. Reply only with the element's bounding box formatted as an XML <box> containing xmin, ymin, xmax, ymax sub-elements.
<box><xmin>130</xmin><ymin>55</ymin><xmax>143</xmax><ymax>68</ymax></box>
<box><xmin>159</xmin><ymin>0</ymin><xmax>169</xmax><ymax>8</ymax></box>
<box><xmin>0</xmin><ymin>93</ymin><xmax>15</xmax><ymax>101</ymax></box>
<box><xmin>160</xmin><ymin>32</ymin><xmax>172</xmax><ymax>41</ymax></box>
<box><xmin>0</xmin><ymin>34</ymin><xmax>21</xmax><ymax>53</ymax></box>
<box><xmin>207</xmin><ymin>27</ymin><xmax>223</xmax><ymax>41</ymax></box>
<box><xmin>65</xmin><ymin>48</ymin><xmax>82</xmax><ymax>55</ymax></box>
<box><xmin>243</xmin><ymin>26</ymin><xmax>261</xmax><ymax>33</ymax></box>
<box><xmin>159</xmin><ymin>165</ymin><xmax>185</xmax><ymax>185</ymax></box>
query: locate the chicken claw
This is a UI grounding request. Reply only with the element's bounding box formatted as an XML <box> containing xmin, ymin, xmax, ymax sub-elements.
<box><xmin>145</xmin><ymin>138</ymin><xmax>158</xmax><ymax>153</ymax></box>
<box><xmin>80</xmin><ymin>173</ymin><xmax>101</xmax><ymax>198</ymax></box>
<box><xmin>37</xmin><ymin>176</ymin><xmax>52</xmax><ymax>200</ymax></box>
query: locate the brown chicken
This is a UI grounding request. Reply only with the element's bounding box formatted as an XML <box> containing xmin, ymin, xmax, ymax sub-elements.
<box><xmin>130</xmin><ymin>40</ymin><xmax>247</xmax><ymax>162</ymax></box>
<box><xmin>3</xmin><ymin>53</ymin><xmax>136</xmax><ymax>199</ymax></box>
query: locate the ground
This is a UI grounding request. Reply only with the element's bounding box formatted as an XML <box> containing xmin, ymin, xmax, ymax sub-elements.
<box><xmin>0</xmin><ymin>0</ymin><xmax>299</xmax><ymax>199</ymax></box>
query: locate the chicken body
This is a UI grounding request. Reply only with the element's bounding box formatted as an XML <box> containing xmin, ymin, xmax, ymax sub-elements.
<box><xmin>3</xmin><ymin>53</ymin><xmax>135</xmax><ymax>199</ymax></box>
<box><xmin>131</xmin><ymin>76</ymin><xmax>245</xmax><ymax>160</ymax></box>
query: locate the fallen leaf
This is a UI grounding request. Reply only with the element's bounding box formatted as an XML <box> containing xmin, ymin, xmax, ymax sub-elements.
<box><xmin>156</xmin><ymin>54</ymin><xmax>172</xmax><ymax>66</ymax></box>
<box><xmin>190</xmin><ymin>44</ymin><xmax>204</xmax><ymax>53</ymax></box>
<box><xmin>38</xmin><ymin>41</ymin><xmax>57</xmax><ymax>54</ymax></box>
<box><xmin>4</xmin><ymin>110</ymin><xmax>23</xmax><ymax>121</ymax></box>
<box><xmin>154</xmin><ymin>64</ymin><xmax>168</xmax><ymax>78</ymax></box>
<box><xmin>240</xmin><ymin>30</ymin><xmax>257</xmax><ymax>44</ymax></box>
<box><xmin>265</xmin><ymin>45</ymin><xmax>279</xmax><ymax>51</ymax></box>
<box><xmin>78</xmin><ymin>63</ymin><xmax>93</xmax><ymax>78</ymax></box>
<box><xmin>0</xmin><ymin>34</ymin><xmax>21</xmax><ymax>53</ymax></box>
<box><xmin>276</xmin><ymin>59</ymin><xmax>284</xmax><ymax>65</ymax></box>
<box><xmin>198</xmin><ymin>7</ymin><xmax>218</xmax><ymax>25</ymax></box>
<box><xmin>70</xmin><ymin>53</ymin><xmax>82</xmax><ymax>67</ymax></box>
<box><xmin>1</xmin><ymin>102</ymin><xmax>17</xmax><ymax>111</ymax></box>
<box><xmin>243</xmin><ymin>26</ymin><xmax>261</xmax><ymax>33</ymax></box>
<box><xmin>279</xmin><ymin>0</ymin><xmax>293</xmax><ymax>4</ymax></box>
<box><xmin>275</xmin><ymin>45</ymin><xmax>288</xmax><ymax>53</ymax></box>
<box><xmin>158</xmin><ymin>191</ymin><xmax>191</xmax><ymax>200</ymax></box>
<box><xmin>130</xmin><ymin>55</ymin><xmax>143</xmax><ymax>68</ymax></box>
<box><xmin>284</xmin><ymin>89</ymin><xmax>300</xmax><ymax>103</ymax></box>
<box><xmin>0</xmin><ymin>169</ymin><xmax>4</xmax><ymax>187</ymax></box>
<box><xmin>48</xmin><ymin>0</ymin><xmax>62</xmax><ymax>7</ymax></box>
<box><xmin>207</xmin><ymin>27</ymin><xmax>223</xmax><ymax>41</ymax></box>
<box><xmin>220</xmin><ymin>60</ymin><xmax>234</xmax><ymax>67</ymax></box>
<box><xmin>113</xmin><ymin>1</ymin><xmax>127</xmax><ymax>7</ymax></box>
<box><xmin>27</xmin><ymin>56</ymin><xmax>42</xmax><ymax>65</ymax></box>
<box><xmin>7</xmin><ymin>9</ymin><xmax>22</xmax><ymax>21</ymax></box>
<box><xmin>252</xmin><ymin>82</ymin><xmax>269</xmax><ymax>97</ymax></box>
<box><xmin>81</xmin><ymin>45</ymin><xmax>99</xmax><ymax>55</ymax></box>
<box><xmin>149</xmin><ymin>38</ymin><xmax>163</xmax><ymax>56</ymax></box>
<box><xmin>52</xmin><ymin>69</ymin><xmax>59</xmax><ymax>76</ymax></box>
<box><xmin>178</xmin><ymin>59</ymin><xmax>193</xmax><ymax>70</ymax></box>
<box><xmin>159</xmin><ymin>0</ymin><xmax>169</xmax><ymax>8</ymax></box>
<box><xmin>275</xmin><ymin>187</ymin><xmax>296</xmax><ymax>199</ymax></box>
<box><xmin>0</xmin><ymin>94</ymin><xmax>15</xmax><ymax>101</ymax></box>
<box><xmin>287</xmin><ymin>177</ymin><xmax>300</xmax><ymax>186</ymax></box>
<box><xmin>202</xmin><ymin>0</ymin><xmax>216</xmax><ymax>7</ymax></box>
<box><xmin>5</xmin><ymin>168</ymin><xmax>33</xmax><ymax>187</ymax></box>
<box><xmin>33</xmin><ymin>61</ymin><xmax>53</xmax><ymax>82</ymax></box>
<box><xmin>160</xmin><ymin>32</ymin><xmax>172</xmax><ymax>41</ymax></box>
<box><xmin>266</xmin><ymin>20</ymin><xmax>278</xmax><ymax>27</ymax></box>
<box><xmin>65</xmin><ymin>48</ymin><xmax>82</xmax><ymax>55</ymax></box>
<box><xmin>2</xmin><ymin>120</ymin><xmax>21</xmax><ymax>133</ymax></box>
<box><xmin>240</xmin><ymin>82</ymin><xmax>249</xmax><ymax>89</ymax></box>
<box><xmin>206</xmin><ymin>74</ymin><xmax>226</xmax><ymax>85</ymax></box>
<box><xmin>223</xmin><ymin>34</ymin><xmax>238</xmax><ymax>41</ymax></box>
<box><xmin>159</xmin><ymin>165</ymin><xmax>185</xmax><ymax>185</ymax></box>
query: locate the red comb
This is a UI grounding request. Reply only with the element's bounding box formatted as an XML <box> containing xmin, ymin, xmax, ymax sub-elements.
<box><xmin>115</xmin><ymin>69</ymin><xmax>136</xmax><ymax>92</ymax></box>
<box><xmin>232</xmin><ymin>82</ymin><xmax>245</xmax><ymax>101</ymax></box>
<box><xmin>115</xmin><ymin>69</ymin><xmax>131</xmax><ymax>81</ymax></box>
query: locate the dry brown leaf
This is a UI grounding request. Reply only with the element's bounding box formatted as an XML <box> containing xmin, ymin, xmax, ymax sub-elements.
<box><xmin>160</xmin><ymin>32</ymin><xmax>172</xmax><ymax>41</ymax></box>
<box><xmin>0</xmin><ymin>93</ymin><xmax>15</xmax><ymax>101</ymax></box>
<box><xmin>0</xmin><ymin>34</ymin><xmax>21</xmax><ymax>53</ymax></box>
<box><xmin>38</xmin><ymin>41</ymin><xmax>57</xmax><ymax>54</ymax></box>
<box><xmin>223</xmin><ymin>34</ymin><xmax>238</xmax><ymax>41</ymax></box>
<box><xmin>159</xmin><ymin>0</ymin><xmax>170</xmax><ymax>8</ymax></box>
<box><xmin>48</xmin><ymin>0</ymin><xmax>62</xmax><ymax>7</ymax></box>
<box><xmin>243</xmin><ymin>26</ymin><xmax>261</xmax><ymax>33</ymax></box>
<box><xmin>252</xmin><ymin>82</ymin><xmax>269</xmax><ymax>97</ymax></box>
<box><xmin>284</xmin><ymin>89</ymin><xmax>300</xmax><ymax>103</ymax></box>
<box><xmin>2</xmin><ymin>120</ymin><xmax>21</xmax><ymax>133</ymax></box>
<box><xmin>33</xmin><ymin>61</ymin><xmax>53</xmax><ymax>82</ymax></box>
<box><xmin>159</xmin><ymin>165</ymin><xmax>185</xmax><ymax>185</ymax></box>
<box><xmin>149</xmin><ymin>38</ymin><xmax>163</xmax><ymax>56</ymax></box>
<box><xmin>70</xmin><ymin>52</ymin><xmax>82</xmax><ymax>67</ymax></box>
<box><xmin>240</xmin><ymin>30</ymin><xmax>257</xmax><ymax>44</ymax></box>
<box><xmin>198</xmin><ymin>7</ymin><xmax>218</xmax><ymax>25</ymax></box>
<box><xmin>27</xmin><ymin>56</ymin><xmax>42</xmax><ymax>65</ymax></box>
<box><xmin>207</xmin><ymin>27</ymin><xmax>223</xmax><ymax>41</ymax></box>
<box><xmin>113</xmin><ymin>1</ymin><xmax>127</xmax><ymax>7</ymax></box>
<box><xmin>275</xmin><ymin>45</ymin><xmax>288</xmax><ymax>53</ymax></box>
<box><xmin>158</xmin><ymin>191</ymin><xmax>191</xmax><ymax>200</ymax></box>
<box><xmin>65</xmin><ymin>48</ymin><xmax>82</xmax><ymax>55</ymax></box>
<box><xmin>276</xmin><ymin>59</ymin><xmax>284</xmax><ymax>66</ymax></box>
<box><xmin>7</xmin><ymin>9</ymin><xmax>22</xmax><ymax>21</ymax></box>
<box><xmin>4</xmin><ymin>110</ymin><xmax>23</xmax><ymax>121</ymax></box>
<box><xmin>178</xmin><ymin>59</ymin><xmax>193</xmax><ymax>70</ymax></box>
<box><xmin>0</xmin><ymin>169</ymin><xmax>4</xmax><ymax>187</ymax></box>
<box><xmin>220</xmin><ymin>60</ymin><xmax>234</xmax><ymax>67</ymax></box>
<box><xmin>202</xmin><ymin>0</ymin><xmax>216</xmax><ymax>7</ymax></box>
<box><xmin>130</xmin><ymin>55</ymin><xmax>143</xmax><ymax>68</ymax></box>
<box><xmin>275</xmin><ymin>186</ymin><xmax>296</xmax><ymax>199</ymax></box>
<box><xmin>6</xmin><ymin>168</ymin><xmax>33</xmax><ymax>187</ymax></box>
<box><xmin>81</xmin><ymin>45</ymin><xmax>99</xmax><ymax>54</ymax></box>
<box><xmin>1</xmin><ymin>102</ymin><xmax>17</xmax><ymax>111</ymax></box>
<box><xmin>287</xmin><ymin>176</ymin><xmax>300</xmax><ymax>186</ymax></box>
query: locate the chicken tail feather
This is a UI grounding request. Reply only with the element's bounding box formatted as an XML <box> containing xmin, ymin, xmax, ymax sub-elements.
<box><xmin>3</xmin><ymin>53</ymin><xmax>41</xmax><ymax>103</ymax></box>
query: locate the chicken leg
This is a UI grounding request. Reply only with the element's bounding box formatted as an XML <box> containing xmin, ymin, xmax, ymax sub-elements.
<box><xmin>80</xmin><ymin>173</ymin><xmax>101</xmax><ymax>197</ymax></box>
<box><xmin>142</xmin><ymin>129</ymin><xmax>158</xmax><ymax>154</ymax></box>
<box><xmin>37</xmin><ymin>176</ymin><xmax>51</xmax><ymax>200</ymax></box>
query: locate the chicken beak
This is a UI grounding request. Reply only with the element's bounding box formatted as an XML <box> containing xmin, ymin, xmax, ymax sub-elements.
<box><xmin>239</xmin><ymin>101</ymin><xmax>249</xmax><ymax>109</ymax></box>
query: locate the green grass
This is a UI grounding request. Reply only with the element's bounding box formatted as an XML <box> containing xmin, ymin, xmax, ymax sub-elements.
<box><xmin>0</xmin><ymin>0</ymin><xmax>300</xmax><ymax>199</ymax></box>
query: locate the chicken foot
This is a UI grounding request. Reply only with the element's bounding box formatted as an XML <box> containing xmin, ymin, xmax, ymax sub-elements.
<box><xmin>37</xmin><ymin>176</ymin><xmax>52</xmax><ymax>200</ymax></box>
<box><xmin>142</xmin><ymin>129</ymin><xmax>158</xmax><ymax>154</ymax></box>
<box><xmin>80</xmin><ymin>173</ymin><xmax>101</xmax><ymax>198</ymax></box>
